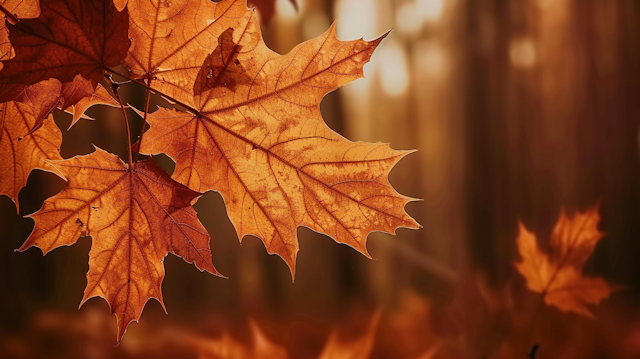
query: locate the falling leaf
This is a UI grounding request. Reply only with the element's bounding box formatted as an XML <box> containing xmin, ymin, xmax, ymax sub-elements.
<box><xmin>19</xmin><ymin>148</ymin><xmax>221</xmax><ymax>341</ymax></box>
<box><xmin>0</xmin><ymin>0</ymin><xmax>130</xmax><ymax>105</ymax></box>
<box><xmin>139</xmin><ymin>6</ymin><xmax>419</xmax><ymax>277</ymax></box>
<box><xmin>514</xmin><ymin>205</ymin><xmax>619</xmax><ymax>318</ymax></box>
<box><xmin>0</xmin><ymin>100</ymin><xmax>63</xmax><ymax>211</ymax></box>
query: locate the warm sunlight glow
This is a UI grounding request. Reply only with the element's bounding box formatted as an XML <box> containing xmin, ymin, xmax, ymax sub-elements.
<box><xmin>378</xmin><ymin>41</ymin><xmax>409</xmax><ymax>96</ymax></box>
<box><xmin>335</xmin><ymin>0</ymin><xmax>377</xmax><ymax>40</ymax></box>
<box><xmin>417</xmin><ymin>0</ymin><xmax>445</xmax><ymax>22</ymax></box>
<box><xmin>509</xmin><ymin>37</ymin><xmax>537</xmax><ymax>69</ymax></box>
<box><xmin>416</xmin><ymin>41</ymin><xmax>446</xmax><ymax>76</ymax></box>
<box><xmin>276</xmin><ymin>0</ymin><xmax>303</xmax><ymax>20</ymax></box>
<box><xmin>396</xmin><ymin>2</ymin><xmax>423</xmax><ymax>36</ymax></box>
<box><xmin>303</xmin><ymin>12</ymin><xmax>330</xmax><ymax>40</ymax></box>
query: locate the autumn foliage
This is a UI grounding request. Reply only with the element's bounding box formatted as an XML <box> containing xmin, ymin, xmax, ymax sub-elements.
<box><xmin>0</xmin><ymin>0</ymin><xmax>418</xmax><ymax>341</ymax></box>
<box><xmin>0</xmin><ymin>0</ymin><xmax>625</xmax><ymax>354</ymax></box>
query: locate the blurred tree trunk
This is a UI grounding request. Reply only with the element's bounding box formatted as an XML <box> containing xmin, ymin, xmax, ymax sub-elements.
<box><xmin>462</xmin><ymin>0</ymin><xmax>640</xmax><ymax>288</ymax></box>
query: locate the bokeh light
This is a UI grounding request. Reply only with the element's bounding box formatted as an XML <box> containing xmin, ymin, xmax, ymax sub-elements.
<box><xmin>509</xmin><ymin>37</ymin><xmax>537</xmax><ymax>69</ymax></box>
<box><xmin>417</xmin><ymin>0</ymin><xmax>445</xmax><ymax>23</ymax></box>
<box><xmin>396</xmin><ymin>2</ymin><xmax>423</xmax><ymax>37</ymax></box>
<box><xmin>378</xmin><ymin>40</ymin><xmax>409</xmax><ymax>96</ymax></box>
<box><xmin>276</xmin><ymin>0</ymin><xmax>302</xmax><ymax>21</ymax></box>
<box><xmin>335</xmin><ymin>0</ymin><xmax>377</xmax><ymax>41</ymax></box>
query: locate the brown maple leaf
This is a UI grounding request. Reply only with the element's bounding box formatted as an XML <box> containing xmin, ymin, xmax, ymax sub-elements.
<box><xmin>138</xmin><ymin>5</ymin><xmax>419</xmax><ymax>277</ymax></box>
<box><xmin>0</xmin><ymin>0</ymin><xmax>130</xmax><ymax>105</ymax></box>
<box><xmin>514</xmin><ymin>205</ymin><xmax>619</xmax><ymax>318</ymax></box>
<box><xmin>0</xmin><ymin>99</ymin><xmax>62</xmax><ymax>211</ymax></box>
<box><xmin>19</xmin><ymin>148</ymin><xmax>221</xmax><ymax>341</ymax></box>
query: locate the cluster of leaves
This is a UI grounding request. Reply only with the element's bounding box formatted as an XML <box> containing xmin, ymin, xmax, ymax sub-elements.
<box><xmin>0</xmin><ymin>0</ymin><xmax>420</xmax><ymax>341</ymax></box>
<box><xmin>1</xmin><ymin>0</ymin><xmax>620</xmax><ymax>351</ymax></box>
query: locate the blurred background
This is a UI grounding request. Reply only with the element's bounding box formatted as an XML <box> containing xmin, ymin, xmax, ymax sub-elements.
<box><xmin>1</xmin><ymin>0</ymin><xmax>640</xmax><ymax>358</ymax></box>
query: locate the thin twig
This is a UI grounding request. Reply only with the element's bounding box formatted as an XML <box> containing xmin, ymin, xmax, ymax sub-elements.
<box><xmin>103</xmin><ymin>67</ymin><xmax>199</xmax><ymax>116</ymax></box>
<box><xmin>0</xmin><ymin>5</ymin><xmax>20</xmax><ymax>25</ymax></box>
<box><xmin>106</xmin><ymin>75</ymin><xmax>133</xmax><ymax>168</ymax></box>
<box><xmin>379</xmin><ymin>236</ymin><xmax>459</xmax><ymax>286</ymax></box>
<box><xmin>524</xmin><ymin>215</ymin><xmax>591</xmax><ymax>352</ymax></box>
<box><xmin>134</xmin><ymin>75</ymin><xmax>152</xmax><ymax>163</ymax></box>
<box><xmin>525</xmin><ymin>295</ymin><xmax>544</xmax><ymax>355</ymax></box>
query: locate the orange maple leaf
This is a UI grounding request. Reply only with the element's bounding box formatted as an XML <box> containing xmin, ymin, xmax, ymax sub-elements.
<box><xmin>64</xmin><ymin>83</ymin><xmax>120</xmax><ymax>129</ymax></box>
<box><xmin>137</xmin><ymin>4</ymin><xmax>419</xmax><ymax>277</ymax></box>
<box><xmin>0</xmin><ymin>99</ymin><xmax>62</xmax><ymax>211</ymax></box>
<box><xmin>18</xmin><ymin>148</ymin><xmax>221</xmax><ymax>341</ymax></box>
<box><xmin>0</xmin><ymin>0</ymin><xmax>39</xmax><ymax>23</ymax></box>
<box><xmin>514</xmin><ymin>205</ymin><xmax>619</xmax><ymax>318</ymax></box>
<box><xmin>124</xmin><ymin>0</ymin><xmax>249</xmax><ymax>107</ymax></box>
<box><xmin>0</xmin><ymin>0</ymin><xmax>130</xmax><ymax>105</ymax></box>
<box><xmin>0</xmin><ymin>0</ymin><xmax>40</xmax><ymax>70</ymax></box>
<box><xmin>0</xmin><ymin>0</ymin><xmax>418</xmax><ymax>342</ymax></box>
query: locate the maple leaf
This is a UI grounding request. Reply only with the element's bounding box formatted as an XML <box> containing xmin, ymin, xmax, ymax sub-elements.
<box><xmin>138</xmin><ymin>6</ymin><xmax>419</xmax><ymax>276</ymax></box>
<box><xmin>514</xmin><ymin>205</ymin><xmax>619</xmax><ymax>318</ymax></box>
<box><xmin>113</xmin><ymin>0</ymin><xmax>127</xmax><ymax>11</ymax></box>
<box><xmin>0</xmin><ymin>0</ymin><xmax>39</xmax><ymax>23</ymax></box>
<box><xmin>0</xmin><ymin>99</ymin><xmax>63</xmax><ymax>211</ymax></box>
<box><xmin>124</xmin><ymin>0</ymin><xmax>249</xmax><ymax>107</ymax></box>
<box><xmin>0</xmin><ymin>0</ymin><xmax>40</xmax><ymax>70</ymax></box>
<box><xmin>0</xmin><ymin>0</ymin><xmax>130</xmax><ymax>105</ymax></box>
<box><xmin>64</xmin><ymin>83</ymin><xmax>120</xmax><ymax>129</ymax></box>
<box><xmin>15</xmin><ymin>78</ymin><xmax>63</xmax><ymax>135</ymax></box>
<box><xmin>18</xmin><ymin>148</ymin><xmax>221</xmax><ymax>341</ymax></box>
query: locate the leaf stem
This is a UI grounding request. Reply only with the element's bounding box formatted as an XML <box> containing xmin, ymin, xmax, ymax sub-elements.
<box><xmin>134</xmin><ymin>76</ymin><xmax>152</xmax><ymax>163</ymax></box>
<box><xmin>0</xmin><ymin>5</ymin><xmax>20</xmax><ymax>25</ymax></box>
<box><xmin>524</xmin><ymin>211</ymin><xmax>593</xmax><ymax>353</ymax></box>
<box><xmin>106</xmin><ymin>75</ymin><xmax>134</xmax><ymax>169</ymax></box>
<box><xmin>525</xmin><ymin>294</ymin><xmax>544</xmax><ymax>355</ymax></box>
<box><xmin>103</xmin><ymin>67</ymin><xmax>199</xmax><ymax>116</ymax></box>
